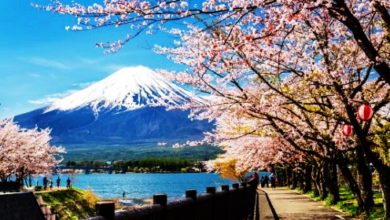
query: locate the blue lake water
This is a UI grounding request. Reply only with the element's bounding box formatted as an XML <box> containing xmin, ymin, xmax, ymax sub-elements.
<box><xmin>45</xmin><ymin>173</ymin><xmax>231</xmax><ymax>199</ymax></box>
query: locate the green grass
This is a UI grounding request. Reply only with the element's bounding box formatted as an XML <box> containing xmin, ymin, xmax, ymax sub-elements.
<box><xmin>295</xmin><ymin>187</ymin><xmax>384</xmax><ymax>219</ymax></box>
<box><xmin>36</xmin><ymin>188</ymin><xmax>100</xmax><ymax>220</ymax></box>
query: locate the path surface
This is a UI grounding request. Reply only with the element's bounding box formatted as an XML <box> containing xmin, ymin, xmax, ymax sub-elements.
<box><xmin>260</xmin><ymin>188</ymin><xmax>357</xmax><ymax>220</ymax></box>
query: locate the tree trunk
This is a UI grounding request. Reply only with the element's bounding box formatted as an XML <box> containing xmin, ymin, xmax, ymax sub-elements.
<box><xmin>304</xmin><ymin>165</ymin><xmax>312</xmax><ymax>193</ymax></box>
<box><xmin>326</xmin><ymin>162</ymin><xmax>340</xmax><ymax>204</ymax></box>
<box><xmin>312</xmin><ymin>164</ymin><xmax>322</xmax><ymax>197</ymax></box>
<box><xmin>286</xmin><ymin>167</ymin><xmax>291</xmax><ymax>186</ymax></box>
<box><xmin>378</xmin><ymin>167</ymin><xmax>390</xmax><ymax>220</ymax></box>
<box><xmin>355</xmin><ymin>147</ymin><xmax>374</xmax><ymax>209</ymax></box>
<box><xmin>356</xmin><ymin>130</ymin><xmax>390</xmax><ymax>218</ymax></box>
<box><xmin>291</xmin><ymin>171</ymin><xmax>297</xmax><ymax>189</ymax></box>
<box><xmin>311</xmin><ymin>167</ymin><xmax>320</xmax><ymax>196</ymax></box>
<box><xmin>298</xmin><ymin>170</ymin><xmax>305</xmax><ymax>191</ymax></box>
<box><xmin>319</xmin><ymin>163</ymin><xmax>328</xmax><ymax>200</ymax></box>
<box><xmin>337</xmin><ymin>160</ymin><xmax>367</xmax><ymax>214</ymax></box>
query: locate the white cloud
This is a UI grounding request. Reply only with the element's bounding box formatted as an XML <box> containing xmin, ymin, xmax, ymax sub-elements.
<box><xmin>78</xmin><ymin>57</ymin><xmax>102</xmax><ymax>65</ymax></box>
<box><xmin>101</xmin><ymin>64</ymin><xmax>129</xmax><ymax>72</ymax></box>
<box><xmin>72</xmin><ymin>81</ymin><xmax>96</xmax><ymax>88</ymax></box>
<box><xmin>76</xmin><ymin>57</ymin><xmax>128</xmax><ymax>73</ymax></box>
<box><xmin>20</xmin><ymin>56</ymin><xmax>131</xmax><ymax>74</ymax></box>
<box><xmin>28</xmin><ymin>90</ymin><xmax>78</xmax><ymax>106</ymax></box>
<box><xmin>29</xmin><ymin>78</ymin><xmax>97</xmax><ymax>106</ymax></box>
<box><xmin>20</xmin><ymin>57</ymin><xmax>68</xmax><ymax>70</ymax></box>
<box><xmin>29</xmin><ymin>73</ymin><xmax>42</xmax><ymax>78</ymax></box>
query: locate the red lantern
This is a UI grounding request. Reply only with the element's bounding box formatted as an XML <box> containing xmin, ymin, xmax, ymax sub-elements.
<box><xmin>357</xmin><ymin>103</ymin><xmax>373</xmax><ymax>121</ymax></box>
<box><xmin>342</xmin><ymin>124</ymin><xmax>353</xmax><ymax>136</ymax></box>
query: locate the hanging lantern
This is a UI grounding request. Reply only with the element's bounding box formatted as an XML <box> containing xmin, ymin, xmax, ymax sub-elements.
<box><xmin>357</xmin><ymin>103</ymin><xmax>373</xmax><ymax>121</ymax></box>
<box><xmin>342</xmin><ymin>124</ymin><xmax>353</xmax><ymax>136</ymax></box>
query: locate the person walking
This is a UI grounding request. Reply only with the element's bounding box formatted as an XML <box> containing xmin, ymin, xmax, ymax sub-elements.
<box><xmin>56</xmin><ymin>176</ymin><xmax>61</xmax><ymax>188</ymax></box>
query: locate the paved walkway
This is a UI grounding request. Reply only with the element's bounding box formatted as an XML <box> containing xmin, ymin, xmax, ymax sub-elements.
<box><xmin>259</xmin><ymin>188</ymin><xmax>357</xmax><ymax>220</ymax></box>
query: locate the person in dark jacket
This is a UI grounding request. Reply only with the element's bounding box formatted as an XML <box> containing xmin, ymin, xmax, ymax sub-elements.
<box><xmin>247</xmin><ymin>172</ymin><xmax>259</xmax><ymax>219</ymax></box>
<box><xmin>248</xmin><ymin>172</ymin><xmax>259</xmax><ymax>188</ymax></box>
<box><xmin>264</xmin><ymin>175</ymin><xmax>269</xmax><ymax>187</ymax></box>
<box><xmin>260</xmin><ymin>176</ymin><xmax>265</xmax><ymax>188</ymax></box>
<box><xmin>270</xmin><ymin>172</ymin><xmax>276</xmax><ymax>188</ymax></box>
<box><xmin>43</xmin><ymin>177</ymin><xmax>48</xmax><ymax>190</ymax></box>
<box><xmin>66</xmin><ymin>177</ymin><xmax>71</xmax><ymax>189</ymax></box>
<box><xmin>56</xmin><ymin>176</ymin><xmax>61</xmax><ymax>188</ymax></box>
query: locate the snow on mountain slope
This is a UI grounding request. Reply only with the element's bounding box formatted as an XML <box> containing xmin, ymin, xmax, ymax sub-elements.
<box><xmin>46</xmin><ymin>66</ymin><xmax>193</xmax><ymax>112</ymax></box>
<box><xmin>14</xmin><ymin>66</ymin><xmax>213</xmax><ymax>145</ymax></box>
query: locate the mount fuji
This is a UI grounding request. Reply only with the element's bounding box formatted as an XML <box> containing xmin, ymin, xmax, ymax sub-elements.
<box><xmin>14</xmin><ymin>66</ymin><xmax>213</xmax><ymax>146</ymax></box>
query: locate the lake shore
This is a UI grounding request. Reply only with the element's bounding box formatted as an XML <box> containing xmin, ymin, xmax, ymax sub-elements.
<box><xmin>35</xmin><ymin>173</ymin><xmax>231</xmax><ymax>199</ymax></box>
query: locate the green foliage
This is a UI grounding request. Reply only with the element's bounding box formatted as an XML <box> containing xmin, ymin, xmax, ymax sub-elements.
<box><xmin>36</xmin><ymin>188</ymin><xmax>99</xmax><ymax>220</ymax></box>
<box><xmin>65</xmin><ymin>157</ymin><xmax>205</xmax><ymax>173</ymax></box>
<box><xmin>62</xmin><ymin>145</ymin><xmax>222</xmax><ymax>173</ymax></box>
<box><xmin>299</xmin><ymin>187</ymin><xmax>384</xmax><ymax>219</ymax></box>
<box><xmin>124</xmin><ymin>157</ymin><xmax>193</xmax><ymax>172</ymax></box>
<box><xmin>372</xmin><ymin>119</ymin><xmax>390</xmax><ymax>164</ymax></box>
<box><xmin>63</xmin><ymin>145</ymin><xmax>223</xmax><ymax>162</ymax></box>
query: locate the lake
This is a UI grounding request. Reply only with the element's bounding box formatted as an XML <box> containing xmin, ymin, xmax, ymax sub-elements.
<box><xmin>45</xmin><ymin>173</ymin><xmax>231</xmax><ymax>200</ymax></box>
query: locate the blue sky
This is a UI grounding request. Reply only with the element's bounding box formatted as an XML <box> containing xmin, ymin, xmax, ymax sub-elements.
<box><xmin>0</xmin><ymin>0</ymin><xmax>178</xmax><ymax>118</ymax></box>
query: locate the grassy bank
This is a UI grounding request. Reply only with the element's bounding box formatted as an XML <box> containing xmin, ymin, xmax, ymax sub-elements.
<box><xmin>296</xmin><ymin>187</ymin><xmax>384</xmax><ymax>219</ymax></box>
<box><xmin>36</xmin><ymin>188</ymin><xmax>100</xmax><ymax>220</ymax></box>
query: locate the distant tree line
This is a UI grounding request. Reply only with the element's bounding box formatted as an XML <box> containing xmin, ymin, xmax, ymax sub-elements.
<box><xmin>64</xmin><ymin>158</ymin><xmax>206</xmax><ymax>173</ymax></box>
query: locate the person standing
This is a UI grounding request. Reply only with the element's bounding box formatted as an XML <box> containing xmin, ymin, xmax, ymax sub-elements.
<box><xmin>247</xmin><ymin>172</ymin><xmax>259</xmax><ymax>188</ymax></box>
<box><xmin>264</xmin><ymin>175</ymin><xmax>269</xmax><ymax>187</ymax></box>
<box><xmin>260</xmin><ymin>176</ymin><xmax>265</xmax><ymax>188</ymax></box>
<box><xmin>28</xmin><ymin>175</ymin><xmax>32</xmax><ymax>187</ymax></box>
<box><xmin>43</xmin><ymin>177</ymin><xmax>48</xmax><ymax>190</ymax></box>
<box><xmin>56</xmin><ymin>176</ymin><xmax>61</xmax><ymax>188</ymax></box>
<box><xmin>270</xmin><ymin>172</ymin><xmax>276</xmax><ymax>189</ymax></box>
<box><xmin>66</xmin><ymin>177</ymin><xmax>71</xmax><ymax>189</ymax></box>
<box><xmin>49</xmin><ymin>179</ymin><xmax>53</xmax><ymax>190</ymax></box>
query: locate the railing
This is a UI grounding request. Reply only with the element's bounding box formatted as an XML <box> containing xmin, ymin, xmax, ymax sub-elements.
<box><xmin>36</xmin><ymin>195</ymin><xmax>56</xmax><ymax>220</ymax></box>
<box><xmin>0</xmin><ymin>192</ymin><xmax>46</xmax><ymax>220</ymax></box>
<box><xmin>0</xmin><ymin>182</ymin><xmax>22</xmax><ymax>192</ymax></box>
<box><xmin>88</xmin><ymin>183</ymin><xmax>257</xmax><ymax>220</ymax></box>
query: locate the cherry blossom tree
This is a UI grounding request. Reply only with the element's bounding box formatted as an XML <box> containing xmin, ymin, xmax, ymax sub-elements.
<box><xmin>0</xmin><ymin>119</ymin><xmax>65</xmax><ymax>184</ymax></box>
<box><xmin>153</xmin><ymin>7</ymin><xmax>389</xmax><ymax>215</ymax></box>
<box><xmin>40</xmin><ymin>0</ymin><xmax>390</xmax><ymax>84</ymax></box>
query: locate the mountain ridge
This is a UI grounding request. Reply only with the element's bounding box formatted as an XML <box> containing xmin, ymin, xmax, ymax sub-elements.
<box><xmin>46</xmin><ymin>66</ymin><xmax>196</xmax><ymax>113</ymax></box>
<box><xmin>14</xmin><ymin>66</ymin><xmax>213</xmax><ymax>146</ymax></box>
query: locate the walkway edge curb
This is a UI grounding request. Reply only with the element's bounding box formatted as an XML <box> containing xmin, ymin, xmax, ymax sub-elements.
<box><xmin>258</xmin><ymin>189</ymin><xmax>280</xmax><ymax>220</ymax></box>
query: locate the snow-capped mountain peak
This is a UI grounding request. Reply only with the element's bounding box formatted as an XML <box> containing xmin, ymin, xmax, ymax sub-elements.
<box><xmin>47</xmin><ymin>66</ymin><xmax>192</xmax><ymax>112</ymax></box>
